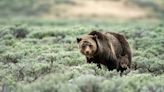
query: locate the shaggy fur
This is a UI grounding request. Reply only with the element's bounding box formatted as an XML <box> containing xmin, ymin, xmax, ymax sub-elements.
<box><xmin>117</xmin><ymin>54</ymin><xmax>130</xmax><ymax>72</ymax></box>
<box><xmin>77</xmin><ymin>30</ymin><xmax>132</xmax><ymax>71</ymax></box>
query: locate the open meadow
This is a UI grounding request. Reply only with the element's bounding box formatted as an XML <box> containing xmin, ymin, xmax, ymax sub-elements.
<box><xmin>0</xmin><ymin>0</ymin><xmax>164</xmax><ymax>92</ymax></box>
<box><xmin>0</xmin><ymin>18</ymin><xmax>164</xmax><ymax>92</ymax></box>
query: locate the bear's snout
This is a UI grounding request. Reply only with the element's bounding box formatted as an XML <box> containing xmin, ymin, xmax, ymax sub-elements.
<box><xmin>84</xmin><ymin>46</ymin><xmax>92</xmax><ymax>55</ymax></box>
<box><xmin>85</xmin><ymin>51</ymin><xmax>89</xmax><ymax>54</ymax></box>
<box><xmin>121</xmin><ymin>64</ymin><xmax>128</xmax><ymax>68</ymax></box>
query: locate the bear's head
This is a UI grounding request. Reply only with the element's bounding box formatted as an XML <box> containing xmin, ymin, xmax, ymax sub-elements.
<box><xmin>77</xmin><ymin>35</ymin><xmax>97</xmax><ymax>58</ymax></box>
<box><xmin>120</xmin><ymin>55</ymin><xmax>129</xmax><ymax>68</ymax></box>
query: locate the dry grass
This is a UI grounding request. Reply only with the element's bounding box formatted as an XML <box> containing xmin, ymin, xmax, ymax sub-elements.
<box><xmin>43</xmin><ymin>0</ymin><xmax>149</xmax><ymax>19</ymax></box>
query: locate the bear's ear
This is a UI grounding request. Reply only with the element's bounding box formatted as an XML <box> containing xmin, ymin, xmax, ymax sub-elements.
<box><xmin>92</xmin><ymin>35</ymin><xmax>97</xmax><ymax>40</ymax></box>
<box><xmin>76</xmin><ymin>38</ymin><xmax>82</xmax><ymax>43</ymax></box>
<box><xmin>89</xmin><ymin>31</ymin><xmax>103</xmax><ymax>40</ymax></box>
<box><xmin>89</xmin><ymin>30</ymin><xmax>98</xmax><ymax>36</ymax></box>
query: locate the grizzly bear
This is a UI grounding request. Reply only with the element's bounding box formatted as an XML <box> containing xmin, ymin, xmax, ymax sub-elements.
<box><xmin>77</xmin><ymin>30</ymin><xmax>132</xmax><ymax>71</ymax></box>
<box><xmin>117</xmin><ymin>54</ymin><xmax>130</xmax><ymax>72</ymax></box>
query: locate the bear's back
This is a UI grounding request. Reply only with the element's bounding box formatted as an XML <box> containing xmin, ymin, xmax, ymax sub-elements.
<box><xmin>103</xmin><ymin>32</ymin><xmax>123</xmax><ymax>58</ymax></box>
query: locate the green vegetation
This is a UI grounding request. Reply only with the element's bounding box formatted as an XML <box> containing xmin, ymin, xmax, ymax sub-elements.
<box><xmin>0</xmin><ymin>0</ymin><xmax>164</xmax><ymax>92</ymax></box>
<box><xmin>0</xmin><ymin>18</ymin><xmax>164</xmax><ymax>92</ymax></box>
<box><xmin>0</xmin><ymin>0</ymin><xmax>75</xmax><ymax>17</ymax></box>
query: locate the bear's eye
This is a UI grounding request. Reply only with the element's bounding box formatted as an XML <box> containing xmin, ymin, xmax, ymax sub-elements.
<box><xmin>82</xmin><ymin>45</ymin><xmax>86</xmax><ymax>49</ymax></box>
<box><xmin>121</xmin><ymin>62</ymin><xmax>124</xmax><ymax>65</ymax></box>
<box><xmin>89</xmin><ymin>45</ymin><xmax>93</xmax><ymax>48</ymax></box>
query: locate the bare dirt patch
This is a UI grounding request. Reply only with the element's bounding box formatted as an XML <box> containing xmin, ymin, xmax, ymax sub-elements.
<box><xmin>47</xmin><ymin>0</ymin><xmax>150</xmax><ymax>19</ymax></box>
<box><xmin>71</xmin><ymin>0</ymin><xmax>147</xmax><ymax>18</ymax></box>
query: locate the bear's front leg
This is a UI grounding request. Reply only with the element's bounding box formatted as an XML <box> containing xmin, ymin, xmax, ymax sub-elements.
<box><xmin>86</xmin><ymin>57</ymin><xmax>92</xmax><ymax>63</ymax></box>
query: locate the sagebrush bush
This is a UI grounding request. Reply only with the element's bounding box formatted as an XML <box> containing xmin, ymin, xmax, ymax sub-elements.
<box><xmin>0</xmin><ymin>52</ymin><xmax>22</xmax><ymax>64</ymax></box>
<box><xmin>28</xmin><ymin>30</ymin><xmax>65</xmax><ymax>39</ymax></box>
<box><xmin>0</xmin><ymin>19</ymin><xmax>164</xmax><ymax>92</ymax></box>
<box><xmin>10</xmin><ymin>26</ymin><xmax>29</xmax><ymax>38</ymax></box>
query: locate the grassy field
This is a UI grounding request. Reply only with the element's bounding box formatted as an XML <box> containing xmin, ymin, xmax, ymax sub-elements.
<box><xmin>0</xmin><ymin>18</ymin><xmax>164</xmax><ymax>92</ymax></box>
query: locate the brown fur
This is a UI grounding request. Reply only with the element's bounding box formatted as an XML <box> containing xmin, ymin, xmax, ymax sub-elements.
<box><xmin>77</xmin><ymin>35</ymin><xmax>97</xmax><ymax>58</ymax></box>
<box><xmin>117</xmin><ymin>55</ymin><xmax>130</xmax><ymax>72</ymax></box>
<box><xmin>109</xmin><ymin>32</ymin><xmax>132</xmax><ymax>66</ymax></box>
<box><xmin>77</xmin><ymin>30</ymin><xmax>132</xmax><ymax>71</ymax></box>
